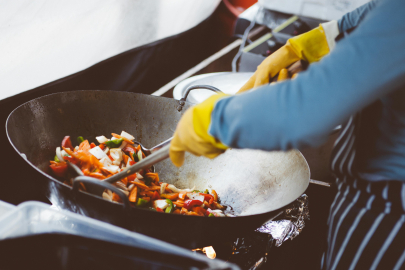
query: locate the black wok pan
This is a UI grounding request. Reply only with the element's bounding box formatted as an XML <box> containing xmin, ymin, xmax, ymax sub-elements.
<box><xmin>6</xmin><ymin>90</ymin><xmax>310</xmax><ymax>248</ymax></box>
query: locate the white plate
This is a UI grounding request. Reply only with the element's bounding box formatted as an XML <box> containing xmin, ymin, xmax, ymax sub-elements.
<box><xmin>173</xmin><ymin>72</ymin><xmax>253</xmax><ymax>104</ymax></box>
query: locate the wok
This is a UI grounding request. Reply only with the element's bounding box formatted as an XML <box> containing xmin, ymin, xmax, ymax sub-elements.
<box><xmin>6</xmin><ymin>90</ymin><xmax>310</xmax><ymax>248</ymax></box>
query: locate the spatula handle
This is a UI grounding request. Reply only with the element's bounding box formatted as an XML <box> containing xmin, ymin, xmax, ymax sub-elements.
<box><xmin>104</xmin><ymin>144</ymin><xmax>171</xmax><ymax>184</ymax></box>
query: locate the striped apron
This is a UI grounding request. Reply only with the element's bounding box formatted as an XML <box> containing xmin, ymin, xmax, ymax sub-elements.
<box><xmin>322</xmin><ymin>112</ymin><xmax>405</xmax><ymax>270</ymax></box>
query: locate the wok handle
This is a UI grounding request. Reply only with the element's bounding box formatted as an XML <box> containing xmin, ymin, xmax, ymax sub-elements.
<box><xmin>177</xmin><ymin>85</ymin><xmax>223</xmax><ymax>111</ymax></box>
<box><xmin>72</xmin><ymin>176</ymin><xmax>131</xmax><ymax>210</ymax></box>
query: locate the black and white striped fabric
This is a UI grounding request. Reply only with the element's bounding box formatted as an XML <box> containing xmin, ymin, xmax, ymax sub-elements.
<box><xmin>322</xmin><ymin>114</ymin><xmax>405</xmax><ymax>270</ymax></box>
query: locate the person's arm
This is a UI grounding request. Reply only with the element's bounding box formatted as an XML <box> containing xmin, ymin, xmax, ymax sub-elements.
<box><xmin>338</xmin><ymin>0</ymin><xmax>380</xmax><ymax>33</ymax></box>
<box><xmin>209</xmin><ymin>0</ymin><xmax>405</xmax><ymax>151</ymax></box>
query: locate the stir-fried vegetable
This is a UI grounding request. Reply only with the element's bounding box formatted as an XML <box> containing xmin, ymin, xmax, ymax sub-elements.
<box><xmin>49</xmin><ymin>130</ymin><xmax>230</xmax><ymax>217</ymax></box>
<box><xmin>105</xmin><ymin>138</ymin><xmax>124</xmax><ymax>148</ymax></box>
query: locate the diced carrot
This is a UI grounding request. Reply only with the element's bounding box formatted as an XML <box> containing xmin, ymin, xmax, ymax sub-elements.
<box><xmin>90</xmin><ymin>142</ymin><xmax>96</xmax><ymax>149</ymax></box>
<box><xmin>186</xmin><ymin>211</ymin><xmax>200</xmax><ymax>216</ymax></box>
<box><xmin>111</xmin><ymin>133</ymin><xmax>134</xmax><ymax>144</ymax></box>
<box><xmin>127</xmin><ymin>173</ymin><xmax>137</xmax><ymax>182</ymax></box>
<box><xmin>129</xmin><ymin>181</ymin><xmax>150</xmax><ymax>190</ymax></box>
<box><xmin>140</xmin><ymin>191</ymin><xmax>154</xmax><ymax>197</ymax></box>
<box><xmin>112</xmin><ymin>193</ymin><xmax>122</xmax><ymax>203</ymax></box>
<box><xmin>165</xmin><ymin>187</ymin><xmax>173</xmax><ymax>193</ymax></box>
<box><xmin>82</xmin><ymin>169</ymin><xmax>90</xmax><ymax>175</ymax></box>
<box><xmin>121</xmin><ymin>177</ymin><xmax>128</xmax><ymax>185</ymax></box>
<box><xmin>108</xmin><ymin>155</ymin><xmax>113</xmax><ymax>161</ymax></box>
<box><xmin>179</xmin><ymin>191</ymin><xmax>187</xmax><ymax>200</ymax></box>
<box><xmin>180</xmin><ymin>207</ymin><xmax>188</xmax><ymax>214</ymax></box>
<box><xmin>173</xmin><ymin>201</ymin><xmax>184</xmax><ymax>208</ymax></box>
<box><xmin>78</xmin><ymin>140</ymin><xmax>91</xmax><ymax>153</ymax></box>
<box><xmin>173</xmin><ymin>209</ymin><xmax>181</xmax><ymax>214</ymax></box>
<box><xmin>160</xmin><ymin>193</ymin><xmax>179</xmax><ymax>200</ymax></box>
<box><xmin>148</xmin><ymin>186</ymin><xmax>161</xmax><ymax>191</ymax></box>
<box><xmin>192</xmin><ymin>207</ymin><xmax>206</xmax><ymax>216</ymax></box>
<box><xmin>141</xmin><ymin>196</ymin><xmax>150</xmax><ymax>203</ymax></box>
<box><xmin>122</xmin><ymin>153</ymin><xmax>129</xmax><ymax>165</ymax></box>
<box><xmin>211</xmin><ymin>190</ymin><xmax>218</xmax><ymax>202</ymax></box>
<box><xmin>99</xmin><ymin>144</ymin><xmax>105</xmax><ymax>150</ymax></box>
<box><xmin>89</xmin><ymin>172</ymin><xmax>106</xmax><ymax>180</ymax></box>
<box><xmin>136</xmin><ymin>144</ymin><xmax>141</xmax><ymax>152</ymax></box>
<box><xmin>129</xmin><ymin>186</ymin><xmax>138</xmax><ymax>202</ymax></box>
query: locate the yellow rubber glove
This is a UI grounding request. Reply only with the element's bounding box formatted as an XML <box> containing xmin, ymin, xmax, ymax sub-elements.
<box><xmin>170</xmin><ymin>94</ymin><xmax>229</xmax><ymax>167</ymax></box>
<box><xmin>237</xmin><ymin>25</ymin><xmax>330</xmax><ymax>93</ymax></box>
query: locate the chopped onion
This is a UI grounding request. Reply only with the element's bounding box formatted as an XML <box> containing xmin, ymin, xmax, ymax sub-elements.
<box><xmin>103</xmin><ymin>165</ymin><xmax>120</xmax><ymax>174</ymax></box>
<box><xmin>128</xmin><ymin>184</ymin><xmax>135</xmax><ymax>191</ymax></box>
<box><xmin>207</xmin><ymin>209</ymin><xmax>225</xmax><ymax>217</ymax></box>
<box><xmin>99</xmin><ymin>157</ymin><xmax>112</xmax><ymax>167</ymax></box>
<box><xmin>109</xmin><ymin>148</ymin><xmax>123</xmax><ymax>165</ymax></box>
<box><xmin>136</xmin><ymin>173</ymin><xmax>143</xmax><ymax>179</ymax></box>
<box><xmin>115</xmin><ymin>181</ymin><xmax>127</xmax><ymax>191</ymax></box>
<box><xmin>89</xmin><ymin>146</ymin><xmax>108</xmax><ymax>160</ymax></box>
<box><xmin>118</xmin><ymin>189</ymin><xmax>129</xmax><ymax>196</ymax></box>
<box><xmin>102</xmin><ymin>192</ymin><xmax>112</xmax><ymax>201</ymax></box>
<box><xmin>153</xmin><ymin>199</ymin><xmax>169</xmax><ymax>210</ymax></box>
<box><xmin>120</xmin><ymin>131</ymin><xmax>135</xmax><ymax>141</ymax></box>
<box><xmin>96</xmin><ymin>136</ymin><xmax>109</xmax><ymax>144</ymax></box>
<box><xmin>118</xmin><ymin>141</ymin><xmax>128</xmax><ymax>150</ymax></box>
<box><xmin>137</xmin><ymin>150</ymin><xmax>143</xmax><ymax>161</ymax></box>
<box><xmin>56</xmin><ymin>147</ymin><xmax>63</xmax><ymax>161</ymax></box>
<box><xmin>103</xmin><ymin>147</ymin><xmax>109</xmax><ymax>154</ymax></box>
<box><xmin>61</xmin><ymin>150</ymin><xmax>70</xmax><ymax>157</ymax></box>
<box><xmin>167</xmin><ymin>184</ymin><xmax>194</xmax><ymax>193</ymax></box>
<box><xmin>160</xmin><ymin>183</ymin><xmax>168</xmax><ymax>194</ymax></box>
<box><xmin>74</xmin><ymin>146</ymin><xmax>79</xmax><ymax>151</ymax></box>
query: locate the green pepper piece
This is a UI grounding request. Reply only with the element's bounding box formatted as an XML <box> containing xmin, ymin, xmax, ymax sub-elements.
<box><xmin>133</xmin><ymin>152</ymin><xmax>139</xmax><ymax>162</ymax></box>
<box><xmin>136</xmin><ymin>198</ymin><xmax>148</xmax><ymax>207</ymax></box>
<box><xmin>77</xmin><ymin>136</ymin><xmax>84</xmax><ymax>144</ymax></box>
<box><xmin>165</xmin><ymin>199</ymin><xmax>174</xmax><ymax>213</ymax></box>
<box><xmin>204</xmin><ymin>189</ymin><xmax>209</xmax><ymax>194</ymax></box>
<box><xmin>208</xmin><ymin>213</ymin><xmax>215</xmax><ymax>217</ymax></box>
<box><xmin>105</xmin><ymin>138</ymin><xmax>123</xmax><ymax>148</ymax></box>
<box><xmin>192</xmin><ymin>190</ymin><xmax>202</xmax><ymax>193</ymax></box>
<box><xmin>54</xmin><ymin>155</ymin><xmax>60</xmax><ymax>162</ymax></box>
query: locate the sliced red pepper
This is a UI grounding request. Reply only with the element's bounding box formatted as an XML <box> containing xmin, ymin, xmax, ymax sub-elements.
<box><xmin>49</xmin><ymin>162</ymin><xmax>68</xmax><ymax>177</ymax></box>
<box><xmin>199</xmin><ymin>193</ymin><xmax>214</xmax><ymax>202</ymax></box>
<box><xmin>151</xmin><ymin>191</ymin><xmax>161</xmax><ymax>200</ymax></box>
<box><xmin>129</xmin><ymin>161</ymin><xmax>136</xmax><ymax>166</ymax></box>
<box><xmin>63</xmin><ymin>155</ymin><xmax>78</xmax><ymax>165</ymax></box>
<box><xmin>90</xmin><ymin>142</ymin><xmax>96</xmax><ymax>149</ymax></box>
<box><xmin>122</xmin><ymin>146</ymin><xmax>136</xmax><ymax>155</ymax></box>
<box><xmin>61</xmin><ymin>136</ymin><xmax>73</xmax><ymax>150</ymax></box>
<box><xmin>127</xmin><ymin>173</ymin><xmax>137</xmax><ymax>182</ymax></box>
<box><xmin>156</xmin><ymin>207</ymin><xmax>164</xmax><ymax>212</ymax></box>
<box><xmin>99</xmin><ymin>143</ymin><xmax>105</xmax><ymax>150</ymax></box>
<box><xmin>184</xmin><ymin>199</ymin><xmax>203</xmax><ymax>210</ymax></box>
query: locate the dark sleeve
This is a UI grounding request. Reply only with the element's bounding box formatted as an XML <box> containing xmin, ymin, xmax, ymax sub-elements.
<box><xmin>209</xmin><ymin>0</ymin><xmax>405</xmax><ymax>151</ymax></box>
<box><xmin>338</xmin><ymin>0</ymin><xmax>380</xmax><ymax>33</ymax></box>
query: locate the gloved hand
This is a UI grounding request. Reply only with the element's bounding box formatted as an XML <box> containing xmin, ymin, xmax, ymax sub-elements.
<box><xmin>237</xmin><ymin>21</ymin><xmax>339</xmax><ymax>93</ymax></box>
<box><xmin>170</xmin><ymin>94</ymin><xmax>229</xmax><ymax>167</ymax></box>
